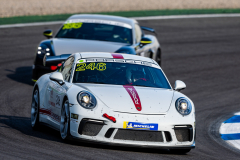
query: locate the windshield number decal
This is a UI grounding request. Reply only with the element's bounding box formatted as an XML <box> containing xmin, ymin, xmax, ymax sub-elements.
<box><xmin>86</xmin><ymin>62</ymin><xmax>97</xmax><ymax>70</ymax></box>
<box><xmin>76</xmin><ymin>63</ymin><xmax>106</xmax><ymax>71</ymax></box>
<box><xmin>62</xmin><ymin>22</ymin><xmax>83</xmax><ymax>29</ymax></box>
<box><xmin>76</xmin><ymin>63</ymin><xmax>86</xmax><ymax>71</ymax></box>
<box><xmin>98</xmin><ymin>63</ymin><xmax>106</xmax><ymax>71</ymax></box>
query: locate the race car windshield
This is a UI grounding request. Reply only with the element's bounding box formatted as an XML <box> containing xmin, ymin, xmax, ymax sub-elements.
<box><xmin>72</xmin><ymin>62</ymin><xmax>171</xmax><ymax>89</ymax></box>
<box><xmin>55</xmin><ymin>21</ymin><xmax>133</xmax><ymax>44</ymax></box>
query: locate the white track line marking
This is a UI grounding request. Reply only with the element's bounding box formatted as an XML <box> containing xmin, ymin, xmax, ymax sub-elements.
<box><xmin>0</xmin><ymin>21</ymin><xmax>64</xmax><ymax>28</ymax></box>
<box><xmin>225</xmin><ymin>140</ymin><xmax>240</xmax><ymax>149</ymax></box>
<box><xmin>1</xmin><ymin>13</ymin><xmax>240</xmax><ymax>28</ymax></box>
<box><xmin>234</xmin><ymin>111</ymin><xmax>240</xmax><ymax>115</ymax></box>
<box><xmin>132</xmin><ymin>13</ymin><xmax>240</xmax><ymax>20</ymax></box>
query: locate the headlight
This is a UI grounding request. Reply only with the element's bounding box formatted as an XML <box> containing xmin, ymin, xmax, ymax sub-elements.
<box><xmin>77</xmin><ymin>91</ymin><xmax>97</xmax><ymax>109</ymax></box>
<box><xmin>37</xmin><ymin>44</ymin><xmax>51</xmax><ymax>56</ymax></box>
<box><xmin>175</xmin><ymin>97</ymin><xmax>192</xmax><ymax>116</ymax></box>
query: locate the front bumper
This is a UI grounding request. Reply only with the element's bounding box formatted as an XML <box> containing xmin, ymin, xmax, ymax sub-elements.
<box><xmin>69</xmin><ymin>104</ymin><xmax>196</xmax><ymax>149</ymax></box>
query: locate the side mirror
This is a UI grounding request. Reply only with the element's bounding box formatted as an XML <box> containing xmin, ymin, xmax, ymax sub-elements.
<box><xmin>140</xmin><ymin>37</ymin><xmax>152</xmax><ymax>47</ymax></box>
<box><xmin>43</xmin><ymin>30</ymin><xmax>53</xmax><ymax>39</ymax></box>
<box><xmin>174</xmin><ymin>80</ymin><xmax>186</xmax><ymax>91</ymax></box>
<box><xmin>50</xmin><ymin>72</ymin><xmax>64</xmax><ymax>85</ymax></box>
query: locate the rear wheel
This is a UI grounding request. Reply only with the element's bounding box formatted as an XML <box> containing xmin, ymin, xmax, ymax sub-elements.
<box><xmin>31</xmin><ymin>89</ymin><xmax>40</xmax><ymax>130</ymax></box>
<box><xmin>156</xmin><ymin>49</ymin><xmax>161</xmax><ymax>66</ymax></box>
<box><xmin>170</xmin><ymin>149</ymin><xmax>191</xmax><ymax>154</ymax></box>
<box><xmin>60</xmin><ymin>99</ymin><xmax>70</xmax><ymax>140</ymax></box>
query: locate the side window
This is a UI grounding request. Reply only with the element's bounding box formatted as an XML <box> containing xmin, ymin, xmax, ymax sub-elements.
<box><xmin>61</xmin><ymin>57</ymin><xmax>74</xmax><ymax>82</ymax></box>
<box><xmin>134</xmin><ymin>24</ymin><xmax>142</xmax><ymax>44</ymax></box>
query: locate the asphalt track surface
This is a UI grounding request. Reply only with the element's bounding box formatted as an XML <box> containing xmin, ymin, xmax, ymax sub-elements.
<box><xmin>0</xmin><ymin>17</ymin><xmax>240</xmax><ymax>159</ymax></box>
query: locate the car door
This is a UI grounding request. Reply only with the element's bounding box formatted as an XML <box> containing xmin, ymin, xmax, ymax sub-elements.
<box><xmin>48</xmin><ymin>56</ymin><xmax>74</xmax><ymax>129</ymax></box>
<box><xmin>39</xmin><ymin>78</ymin><xmax>52</xmax><ymax>124</ymax></box>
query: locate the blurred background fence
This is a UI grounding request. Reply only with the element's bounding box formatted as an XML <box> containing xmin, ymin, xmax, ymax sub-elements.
<box><xmin>1</xmin><ymin>0</ymin><xmax>240</xmax><ymax>17</ymax></box>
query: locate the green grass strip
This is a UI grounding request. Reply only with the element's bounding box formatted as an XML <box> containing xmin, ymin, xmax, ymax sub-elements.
<box><xmin>1</xmin><ymin>8</ymin><xmax>240</xmax><ymax>25</ymax></box>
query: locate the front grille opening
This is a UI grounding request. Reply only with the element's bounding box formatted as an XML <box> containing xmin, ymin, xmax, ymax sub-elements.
<box><xmin>78</xmin><ymin>119</ymin><xmax>104</xmax><ymax>136</ymax></box>
<box><xmin>114</xmin><ymin>129</ymin><xmax>163</xmax><ymax>142</ymax></box>
<box><xmin>174</xmin><ymin>126</ymin><xmax>193</xmax><ymax>142</ymax></box>
<box><xmin>164</xmin><ymin>131</ymin><xmax>172</xmax><ymax>142</ymax></box>
<box><xmin>105</xmin><ymin>128</ymin><xmax>115</xmax><ymax>138</ymax></box>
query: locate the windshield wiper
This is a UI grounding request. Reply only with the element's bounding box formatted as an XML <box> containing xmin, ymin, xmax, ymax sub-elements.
<box><xmin>89</xmin><ymin>82</ymin><xmax>107</xmax><ymax>84</ymax></box>
<box><xmin>74</xmin><ymin>82</ymin><xmax>107</xmax><ymax>84</ymax></box>
<box><xmin>132</xmin><ymin>85</ymin><xmax>149</xmax><ymax>87</ymax></box>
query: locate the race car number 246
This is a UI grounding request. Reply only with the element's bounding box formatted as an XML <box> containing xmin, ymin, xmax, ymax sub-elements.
<box><xmin>76</xmin><ymin>63</ymin><xmax>106</xmax><ymax>71</ymax></box>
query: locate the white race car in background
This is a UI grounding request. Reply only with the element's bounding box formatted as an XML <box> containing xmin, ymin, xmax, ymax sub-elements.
<box><xmin>31</xmin><ymin>52</ymin><xmax>195</xmax><ymax>153</ymax></box>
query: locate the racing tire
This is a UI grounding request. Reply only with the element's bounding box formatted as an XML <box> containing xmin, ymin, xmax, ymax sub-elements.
<box><xmin>60</xmin><ymin>99</ymin><xmax>71</xmax><ymax>140</ymax></box>
<box><xmin>31</xmin><ymin>88</ymin><xmax>40</xmax><ymax>130</ymax></box>
<box><xmin>169</xmin><ymin>149</ymin><xmax>191</xmax><ymax>154</ymax></box>
<box><xmin>156</xmin><ymin>49</ymin><xmax>161</xmax><ymax>66</ymax></box>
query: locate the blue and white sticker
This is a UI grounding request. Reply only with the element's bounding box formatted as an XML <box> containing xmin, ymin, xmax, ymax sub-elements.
<box><xmin>123</xmin><ymin>121</ymin><xmax>158</xmax><ymax>130</ymax></box>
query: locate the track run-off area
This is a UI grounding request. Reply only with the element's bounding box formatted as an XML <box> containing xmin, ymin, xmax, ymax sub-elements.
<box><xmin>0</xmin><ymin>16</ymin><xmax>240</xmax><ymax>159</ymax></box>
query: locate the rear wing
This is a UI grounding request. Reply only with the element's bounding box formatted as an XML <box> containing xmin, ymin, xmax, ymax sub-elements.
<box><xmin>141</xmin><ymin>26</ymin><xmax>156</xmax><ymax>34</ymax></box>
<box><xmin>43</xmin><ymin>54</ymin><xmax>71</xmax><ymax>67</ymax></box>
<box><xmin>141</xmin><ymin>26</ymin><xmax>157</xmax><ymax>35</ymax></box>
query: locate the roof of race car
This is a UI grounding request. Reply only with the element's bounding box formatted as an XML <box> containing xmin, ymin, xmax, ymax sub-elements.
<box><xmin>73</xmin><ymin>52</ymin><xmax>156</xmax><ymax>64</ymax></box>
<box><xmin>67</xmin><ymin>14</ymin><xmax>137</xmax><ymax>26</ymax></box>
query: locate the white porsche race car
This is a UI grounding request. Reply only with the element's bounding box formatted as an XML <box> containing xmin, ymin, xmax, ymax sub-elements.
<box><xmin>31</xmin><ymin>52</ymin><xmax>195</xmax><ymax>153</ymax></box>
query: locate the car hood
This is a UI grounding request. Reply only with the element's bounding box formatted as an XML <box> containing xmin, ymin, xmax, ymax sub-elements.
<box><xmin>52</xmin><ymin>38</ymin><xmax>125</xmax><ymax>55</ymax></box>
<box><xmin>75</xmin><ymin>84</ymin><xmax>174</xmax><ymax>114</ymax></box>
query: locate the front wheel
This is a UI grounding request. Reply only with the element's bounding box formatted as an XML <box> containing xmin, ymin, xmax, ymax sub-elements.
<box><xmin>60</xmin><ymin>99</ymin><xmax>70</xmax><ymax>140</ymax></box>
<box><xmin>31</xmin><ymin>89</ymin><xmax>40</xmax><ymax>130</ymax></box>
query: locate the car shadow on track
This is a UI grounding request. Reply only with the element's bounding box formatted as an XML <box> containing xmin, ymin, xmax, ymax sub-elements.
<box><xmin>0</xmin><ymin>114</ymin><xmax>190</xmax><ymax>155</ymax></box>
<box><xmin>0</xmin><ymin>115</ymin><xmax>62</xmax><ymax>143</ymax></box>
<box><xmin>6</xmin><ymin>66</ymin><xmax>34</xmax><ymax>86</ymax></box>
<box><xmin>66</xmin><ymin>138</ymin><xmax>191</xmax><ymax>156</ymax></box>
<box><xmin>67</xmin><ymin>140</ymin><xmax>184</xmax><ymax>155</ymax></box>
